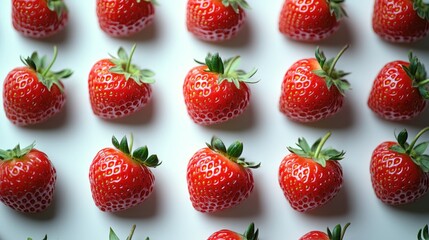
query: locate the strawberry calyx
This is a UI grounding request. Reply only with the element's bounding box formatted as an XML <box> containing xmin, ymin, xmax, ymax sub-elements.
<box><xmin>195</xmin><ymin>53</ymin><xmax>258</xmax><ymax>89</ymax></box>
<box><xmin>27</xmin><ymin>235</ymin><xmax>48</xmax><ymax>240</ymax></box>
<box><xmin>390</xmin><ymin>127</ymin><xmax>429</xmax><ymax>172</ymax></box>
<box><xmin>313</xmin><ymin>45</ymin><xmax>351</xmax><ymax>95</ymax></box>
<box><xmin>109</xmin><ymin>44</ymin><xmax>155</xmax><ymax>85</ymax></box>
<box><xmin>402</xmin><ymin>52</ymin><xmax>429</xmax><ymax>99</ymax></box>
<box><xmin>418</xmin><ymin>224</ymin><xmax>429</xmax><ymax>240</ymax></box>
<box><xmin>221</xmin><ymin>0</ymin><xmax>250</xmax><ymax>13</ymax></box>
<box><xmin>20</xmin><ymin>46</ymin><xmax>73</xmax><ymax>92</ymax></box>
<box><xmin>327</xmin><ymin>223</ymin><xmax>351</xmax><ymax>240</ymax></box>
<box><xmin>109</xmin><ymin>224</ymin><xmax>150</xmax><ymax>240</ymax></box>
<box><xmin>327</xmin><ymin>0</ymin><xmax>348</xmax><ymax>20</ymax></box>
<box><xmin>240</xmin><ymin>222</ymin><xmax>259</xmax><ymax>240</ymax></box>
<box><xmin>413</xmin><ymin>0</ymin><xmax>429</xmax><ymax>20</ymax></box>
<box><xmin>287</xmin><ymin>132</ymin><xmax>345</xmax><ymax>167</ymax></box>
<box><xmin>0</xmin><ymin>142</ymin><xmax>35</xmax><ymax>161</ymax></box>
<box><xmin>112</xmin><ymin>135</ymin><xmax>161</xmax><ymax>168</ymax></box>
<box><xmin>47</xmin><ymin>0</ymin><xmax>68</xmax><ymax>18</ymax></box>
<box><xmin>206</xmin><ymin>136</ymin><xmax>260</xmax><ymax>168</ymax></box>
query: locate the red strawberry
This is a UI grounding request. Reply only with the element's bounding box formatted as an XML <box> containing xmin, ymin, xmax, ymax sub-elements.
<box><xmin>278</xmin><ymin>132</ymin><xmax>344</xmax><ymax>212</ymax></box>
<box><xmin>279</xmin><ymin>46</ymin><xmax>350</xmax><ymax>123</ymax></box>
<box><xmin>12</xmin><ymin>0</ymin><xmax>69</xmax><ymax>38</ymax></box>
<box><xmin>299</xmin><ymin>223</ymin><xmax>350</xmax><ymax>240</ymax></box>
<box><xmin>368</xmin><ymin>52</ymin><xmax>429</xmax><ymax>121</ymax></box>
<box><xmin>186</xmin><ymin>136</ymin><xmax>260</xmax><ymax>213</ymax></box>
<box><xmin>207</xmin><ymin>223</ymin><xmax>259</xmax><ymax>240</ymax></box>
<box><xmin>3</xmin><ymin>46</ymin><xmax>73</xmax><ymax>126</ymax></box>
<box><xmin>88</xmin><ymin>44</ymin><xmax>155</xmax><ymax>119</ymax></box>
<box><xmin>89</xmin><ymin>135</ymin><xmax>160</xmax><ymax>212</ymax></box>
<box><xmin>370</xmin><ymin>127</ymin><xmax>429</xmax><ymax>205</ymax></box>
<box><xmin>279</xmin><ymin>0</ymin><xmax>347</xmax><ymax>42</ymax></box>
<box><xmin>183</xmin><ymin>53</ymin><xmax>257</xmax><ymax>125</ymax></box>
<box><xmin>0</xmin><ymin>142</ymin><xmax>56</xmax><ymax>213</ymax></box>
<box><xmin>418</xmin><ymin>225</ymin><xmax>429</xmax><ymax>240</ymax></box>
<box><xmin>186</xmin><ymin>0</ymin><xmax>249</xmax><ymax>41</ymax></box>
<box><xmin>96</xmin><ymin>0</ymin><xmax>156</xmax><ymax>37</ymax></box>
<box><xmin>372</xmin><ymin>0</ymin><xmax>429</xmax><ymax>43</ymax></box>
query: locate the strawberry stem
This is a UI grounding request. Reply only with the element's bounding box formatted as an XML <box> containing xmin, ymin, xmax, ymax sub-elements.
<box><xmin>406</xmin><ymin>126</ymin><xmax>429</xmax><ymax>154</ymax></box>
<box><xmin>42</xmin><ymin>46</ymin><xmax>58</xmax><ymax>77</ymax></box>
<box><xmin>127</xmin><ymin>224</ymin><xmax>136</xmax><ymax>240</ymax></box>
<box><xmin>314</xmin><ymin>132</ymin><xmax>332</xmax><ymax>159</ymax></box>
<box><xmin>340</xmin><ymin>223</ymin><xmax>351</xmax><ymax>240</ymax></box>
<box><xmin>327</xmin><ymin>45</ymin><xmax>349</xmax><ymax>76</ymax></box>
<box><xmin>126</xmin><ymin>44</ymin><xmax>137</xmax><ymax>73</ymax></box>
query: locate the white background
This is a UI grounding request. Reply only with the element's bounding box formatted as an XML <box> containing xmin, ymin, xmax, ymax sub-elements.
<box><xmin>1</xmin><ymin>0</ymin><xmax>429</xmax><ymax>239</ymax></box>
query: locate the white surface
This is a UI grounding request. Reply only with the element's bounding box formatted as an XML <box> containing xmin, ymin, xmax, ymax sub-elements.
<box><xmin>1</xmin><ymin>1</ymin><xmax>429</xmax><ymax>239</ymax></box>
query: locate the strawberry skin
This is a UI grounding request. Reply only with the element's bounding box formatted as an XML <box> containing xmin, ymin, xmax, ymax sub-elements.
<box><xmin>372</xmin><ymin>0</ymin><xmax>429</xmax><ymax>43</ymax></box>
<box><xmin>279</xmin><ymin>0</ymin><xmax>347</xmax><ymax>42</ymax></box>
<box><xmin>89</xmin><ymin>135</ymin><xmax>160</xmax><ymax>212</ymax></box>
<box><xmin>96</xmin><ymin>0</ymin><xmax>155</xmax><ymax>37</ymax></box>
<box><xmin>368</xmin><ymin>53</ymin><xmax>429</xmax><ymax>121</ymax></box>
<box><xmin>299</xmin><ymin>231</ymin><xmax>329</xmax><ymax>240</ymax></box>
<box><xmin>207</xmin><ymin>223</ymin><xmax>259</xmax><ymax>240</ymax></box>
<box><xmin>12</xmin><ymin>0</ymin><xmax>68</xmax><ymax>38</ymax></box>
<box><xmin>186</xmin><ymin>0</ymin><xmax>248</xmax><ymax>41</ymax></box>
<box><xmin>0</xmin><ymin>143</ymin><xmax>56</xmax><ymax>213</ymax></box>
<box><xmin>187</xmin><ymin>137</ymin><xmax>259</xmax><ymax>213</ymax></box>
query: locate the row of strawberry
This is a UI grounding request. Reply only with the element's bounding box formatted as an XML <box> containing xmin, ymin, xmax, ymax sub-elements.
<box><xmin>3</xmin><ymin>43</ymin><xmax>428</xmax><ymax>127</ymax></box>
<box><xmin>11</xmin><ymin>0</ymin><xmax>429</xmax><ymax>43</ymax></box>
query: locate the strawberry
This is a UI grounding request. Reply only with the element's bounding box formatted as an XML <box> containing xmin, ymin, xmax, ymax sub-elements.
<box><xmin>372</xmin><ymin>0</ymin><xmax>429</xmax><ymax>43</ymax></box>
<box><xmin>88</xmin><ymin>44</ymin><xmax>155</xmax><ymax>119</ymax></box>
<box><xmin>186</xmin><ymin>0</ymin><xmax>249</xmax><ymax>41</ymax></box>
<box><xmin>89</xmin><ymin>135</ymin><xmax>161</xmax><ymax>212</ymax></box>
<box><xmin>207</xmin><ymin>222</ymin><xmax>259</xmax><ymax>240</ymax></box>
<box><xmin>186</xmin><ymin>136</ymin><xmax>260</xmax><ymax>213</ymax></box>
<box><xmin>183</xmin><ymin>53</ymin><xmax>257</xmax><ymax>125</ymax></box>
<box><xmin>110</xmin><ymin>225</ymin><xmax>150</xmax><ymax>240</ymax></box>
<box><xmin>370</xmin><ymin>127</ymin><xmax>429</xmax><ymax>205</ymax></box>
<box><xmin>278</xmin><ymin>0</ymin><xmax>347</xmax><ymax>42</ymax></box>
<box><xmin>368</xmin><ymin>52</ymin><xmax>429</xmax><ymax>121</ymax></box>
<box><xmin>96</xmin><ymin>0</ymin><xmax>156</xmax><ymax>37</ymax></box>
<box><xmin>12</xmin><ymin>0</ymin><xmax>69</xmax><ymax>38</ymax></box>
<box><xmin>279</xmin><ymin>46</ymin><xmax>350</xmax><ymax>123</ymax></box>
<box><xmin>3</xmin><ymin>46</ymin><xmax>73</xmax><ymax>126</ymax></box>
<box><xmin>0</xmin><ymin>142</ymin><xmax>56</xmax><ymax>213</ymax></box>
<box><xmin>418</xmin><ymin>225</ymin><xmax>429</xmax><ymax>240</ymax></box>
<box><xmin>299</xmin><ymin>223</ymin><xmax>350</xmax><ymax>240</ymax></box>
<box><xmin>278</xmin><ymin>132</ymin><xmax>344</xmax><ymax>212</ymax></box>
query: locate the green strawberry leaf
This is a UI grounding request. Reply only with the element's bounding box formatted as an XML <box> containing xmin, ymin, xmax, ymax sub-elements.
<box><xmin>47</xmin><ymin>0</ymin><xmax>68</xmax><ymax>18</ymax></box>
<box><xmin>207</xmin><ymin>136</ymin><xmax>260</xmax><ymax>168</ymax></box>
<box><xmin>328</xmin><ymin>0</ymin><xmax>348</xmax><ymax>20</ymax></box>
<box><xmin>327</xmin><ymin>223</ymin><xmax>350</xmax><ymax>240</ymax></box>
<box><xmin>221</xmin><ymin>0</ymin><xmax>250</xmax><ymax>13</ymax></box>
<box><xmin>0</xmin><ymin>142</ymin><xmax>35</xmax><ymax>161</ymax></box>
<box><xmin>112</xmin><ymin>135</ymin><xmax>161</xmax><ymax>168</ymax></box>
<box><xmin>418</xmin><ymin>224</ymin><xmax>429</xmax><ymax>240</ymax></box>
<box><xmin>413</xmin><ymin>0</ymin><xmax>429</xmax><ymax>20</ymax></box>
<box><xmin>403</xmin><ymin>52</ymin><xmax>429</xmax><ymax>100</ymax></box>
<box><xmin>242</xmin><ymin>222</ymin><xmax>259</xmax><ymax>240</ymax></box>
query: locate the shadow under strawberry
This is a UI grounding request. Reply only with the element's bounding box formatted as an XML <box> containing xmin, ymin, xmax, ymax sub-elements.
<box><xmin>203</xmin><ymin>20</ymin><xmax>255</xmax><ymax>49</ymax></box>
<box><xmin>109</xmin><ymin>186</ymin><xmax>159</xmax><ymax>219</ymax></box>
<box><xmin>387</xmin><ymin>192</ymin><xmax>429</xmax><ymax>214</ymax></box>
<box><xmin>114</xmin><ymin>19</ymin><xmax>160</xmax><ymax>44</ymax></box>
<box><xmin>204</xmin><ymin>103</ymin><xmax>258</xmax><ymax>132</ymax></box>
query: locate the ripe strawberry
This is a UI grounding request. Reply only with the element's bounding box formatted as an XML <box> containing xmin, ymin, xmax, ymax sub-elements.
<box><xmin>372</xmin><ymin>0</ymin><xmax>429</xmax><ymax>43</ymax></box>
<box><xmin>186</xmin><ymin>0</ymin><xmax>249</xmax><ymax>41</ymax></box>
<box><xmin>183</xmin><ymin>53</ymin><xmax>257</xmax><ymax>125</ymax></box>
<box><xmin>368</xmin><ymin>52</ymin><xmax>429</xmax><ymax>121</ymax></box>
<box><xmin>110</xmin><ymin>225</ymin><xmax>150</xmax><ymax>240</ymax></box>
<box><xmin>186</xmin><ymin>136</ymin><xmax>260</xmax><ymax>213</ymax></box>
<box><xmin>12</xmin><ymin>0</ymin><xmax>69</xmax><ymax>38</ymax></box>
<box><xmin>299</xmin><ymin>223</ymin><xmax>350</xmax><ymax>240</ymax></box>
<box><xmin>96</xmin><ymin>0</ymin><xmax>156</xmax><ymax>37</ymax></box>
<box><xmin>278</xmin><ymin>132</ymin><xmax>344</xmax><ymax>212</ymax></box>
<box><xmin>418</xmin><ymin>225</ymin><xmax>429</xmax><ymax>240</ymax></box>
<box><xmin>370</xmin><ymin>127</ymin><xmax>429</xmax><ymax>205</ymax></box>
<box><xmin>0</xmin><ymin>143</ymin><xmax>56</xmax><ymax>213</ymax></box>
<box><xmin>3</xmin><ymin>46</ymin><xmax>73</xmax><ymax>126</ymax></box>
<box><xmin>278</xmin><ymin>0</ymin><xmax>347</xmax><ymax>42</ymax></box>
<box><xmin>279</xmin><ymin>46</ymin><xmax>350</xmax><ymax>123</ymax></box>
<box><xmin>88</xmin><ymin>44</ymin><xmax>155</xmax><ymax>119</ymax></box>
<box><xmin>89</xmin><ymin>135</ymin><xmax>161</xmax><ymax>212</ymax></box>
<box><xmin>207</xmin><ymin>222</ymin><xmax>259</xmax><ymax>240</ymax></box>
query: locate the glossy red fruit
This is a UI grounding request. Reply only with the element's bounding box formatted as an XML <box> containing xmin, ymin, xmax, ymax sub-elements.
<box><xmin>96</xmin><ymin>0</ymin><xmax>156</xmax><ymax>37</ymax></box>
<box><xmin>370</xmin><ymin>127</ymin><xmax>429</xmax><ymax>205</ymax></box>
<box><xmin>183</xmin><ymin>53</ymin><xmax>257</xmax><ymax>125</ymax></box>
<box><xmin>88</xmin><ymin>44</ymin><xmax>155</xmax><ymax>119</ymax></box>
<box><xmin>372</xmin><ymin>0</ymin><xmax>429</xmax><ymax>43</ymax></box>
<box><xmin>368</xmin><ymin>52</ymin><xmax>429</xmax><ymax>121</ymax></box>
<box><xmin>89</xmin><ymin>135</ymin><xmax>160</xmax><ymax>212</ymax></box>
<box><xmin>279</xmin><ymin>0</ymin><xmax>347</xmax><ymax>42</ymax></box>
<box><xmin>279</xmin><ymin>132</ymin><xmax>344</xmax><ymax>212</ymax></box>
<box><xmin>207</xmin><ymin>223</ymin><xmax>259</xmax><ymax>240</ymax></box>
<box><xmin>279</xmin><ymin>46</ymin><xmax>350</xmax><ymax>123</ymax></box>
<box><xmin>299</xmin><ymin>223</ymin><xmax>350</xmax><ymax>240</ymax></box>
<box><xmin>186</xmin><ymin>0</ymin><xmax>249</xmax><ymax>41</ymax></box>
<box><xmin>187</xmin><ymin>136</ymin><xmax>260</xmax><ymax>213</ymax></box>
<box><xmin>0</xmin><ymin>143</ymin><xmax>56</xmax><ymax>213</ymax></box>
<box><xmin>12</xmin><ymin>0</ymin><xmax>68</xmax><ymax>38</ymax></box>
<box><xmin>3</xmin><ymin>47</ymin><xmax>73</xmax><ymax>126</ymax></box>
